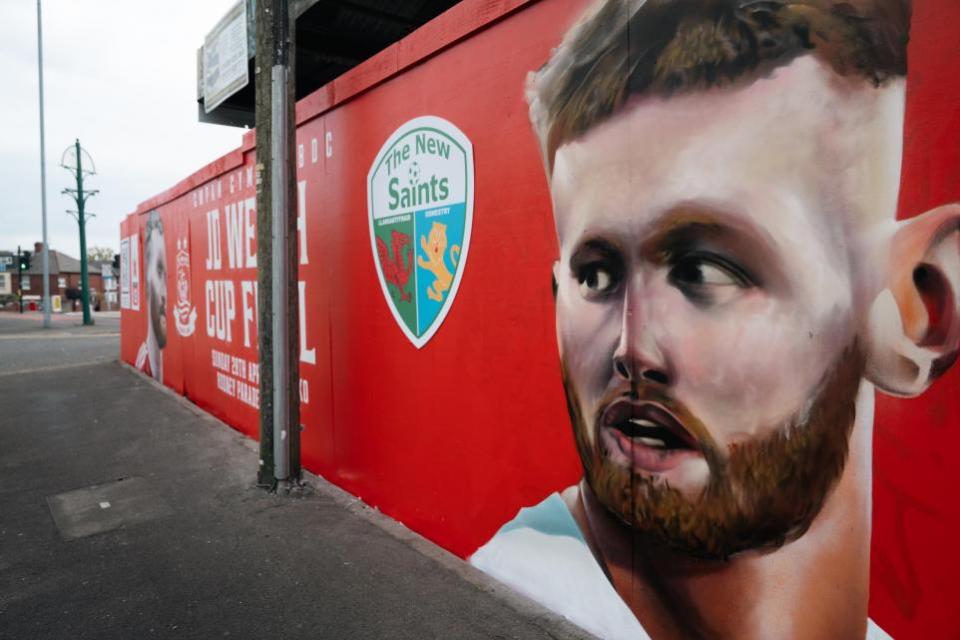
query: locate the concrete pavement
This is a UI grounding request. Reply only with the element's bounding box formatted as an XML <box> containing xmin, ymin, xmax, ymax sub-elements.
<box><xmin>0</xmin><ymin>314</ymin><xmax>592</xmax><ymax>640</ymax></box>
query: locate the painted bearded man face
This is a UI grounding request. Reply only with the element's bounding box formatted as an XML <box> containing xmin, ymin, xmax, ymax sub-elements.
<box><xmin>550</xmin><ymin>53</ymin><xmax>960</xmax><ymax>560</ymax></box>
<box><xmin>146</xmin><ymin>218</ymin><xmax>168</xmax><ymax>349</ymax></box>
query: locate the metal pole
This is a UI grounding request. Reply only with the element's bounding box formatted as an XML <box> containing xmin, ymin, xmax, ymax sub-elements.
<box><xmin>37</xmin><ymin>0</ymin><xmax>50</xmax><ymax>328</ymax></box>
<box><xmin>271</xmin><ymin>0</ymin><xmax>290</xmax><ymax>481</ymax></box>
<box><xmin>255</xmin><ymin>0</ymin><xmax>276</xmax><ymax>486</ymax></box>
<box><xmin>17</xmin><ymin>245</ymin><xmax>23</xmax><ymax>314</ymax></box>
<box><xmin>76</xmin><ymin>139</ymin><xmax>93</xmax><ymax>326</ymax></box>
<box><xmin>255</xmin><ymin>0</ymin><xmax>299</xmax><ymax>487</ymax></box>
<box><xmin>271</xmin><ymin>69</ymin><xmax>290</xmax><ymax>480</ymax></box>
<box><xmin>286</xmin><ymin>3</ymin><xmax>302</xmax><ymax>481</ymax></box>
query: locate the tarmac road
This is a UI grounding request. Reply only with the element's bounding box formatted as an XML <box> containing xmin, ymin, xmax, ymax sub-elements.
<box><xmin>0</xmin><ymin>311</ymin><xmax>592</xmax><ymax>640</ymax></box>
<box><xmin>0</xmin><ymin>311</ymin><xmax>119</xmax><ymax>376</ymax></box>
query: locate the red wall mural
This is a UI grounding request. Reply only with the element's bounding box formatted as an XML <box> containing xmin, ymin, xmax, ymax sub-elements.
<box><xmin>120</xmin><ymin>0</ymin><xmax>960</xmax><ymax>637</ymax></box>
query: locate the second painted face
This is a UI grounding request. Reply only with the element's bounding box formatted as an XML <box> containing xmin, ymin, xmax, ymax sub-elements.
<box><xmin>147</xmin><ymin>229</ymin><xmax>168</xmax><ymax>349</ymax></box>
<box><xmin>551</xmin><ymin>56</ymin><xmax>905</xmax><ymax>558</ymax></box>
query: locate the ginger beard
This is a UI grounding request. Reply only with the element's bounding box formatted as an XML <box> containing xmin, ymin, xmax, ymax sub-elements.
<box><xmin>563</xmin><ymin>342</ymin><xmax>865</xmax><ymax>560</ymax></box>
<box><xmin>150</xmin><ymin>284</ymin><xmax>167</xmax><ymax>349</ymax></box>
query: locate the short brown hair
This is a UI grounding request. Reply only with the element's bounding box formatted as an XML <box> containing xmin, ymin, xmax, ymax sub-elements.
<box><xmin>144</xmin><ymin>209</ymin><xmax>164</xmax><ymax>264</ymax></box>
<box><xmin>529</xmin><ymin>0</ymin><xmax>911</xmax><ymax>171</ymax></box>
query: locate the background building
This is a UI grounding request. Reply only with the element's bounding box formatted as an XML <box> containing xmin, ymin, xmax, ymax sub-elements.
<box><xmin>4</xmin><ymin>242</ymin><xmax>104</xmax><ymax>311</ymax></box>
<box><xmin>0</xmin><ymin>251</ymin><xmax>14</xmax><ymax>298</ymax></box>
<box><xmin>98</xmin><ymin>260</ymin><xmax>119</xmax><ymax>310</ymax></box>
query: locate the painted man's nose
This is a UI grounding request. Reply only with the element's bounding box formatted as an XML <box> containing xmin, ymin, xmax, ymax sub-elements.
<box><xmin>612</xmin><ymin>291</ymin><xmax>672</xmax><ymax>386</ymax></box>
<box><xmin>613</xmin><ymin>357</ymin><xmax>670</xmax><ymax>386</ymax></box>
<box><xmin>613</xmin><ymin>351</ymin><xmax>671</xmax><ymax>386</ymax></box>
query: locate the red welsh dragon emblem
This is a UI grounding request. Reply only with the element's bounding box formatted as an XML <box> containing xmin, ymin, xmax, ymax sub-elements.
<box><xmin>375</xmin><ymin>229</ymin><xmax>414</xmax><ymax>302</ymax></box>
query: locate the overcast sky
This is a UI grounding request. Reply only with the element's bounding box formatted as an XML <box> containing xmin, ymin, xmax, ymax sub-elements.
<box><xmin>1</xmin><ymin>0</ymin><xmax>244</xmax><ymax>258</ymax></box>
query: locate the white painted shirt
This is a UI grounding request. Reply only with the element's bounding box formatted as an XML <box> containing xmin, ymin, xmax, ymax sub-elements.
<box><xmin>471</xmin><ymin>493</ymin><xmax>893</xmax><ymax>640</ymax></box>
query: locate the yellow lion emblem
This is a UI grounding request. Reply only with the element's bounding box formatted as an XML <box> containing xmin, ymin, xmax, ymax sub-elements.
<box><xmin>417</xmin><ymin>221</ymin><xmax>461</xmax><ymax>302</ymax></box>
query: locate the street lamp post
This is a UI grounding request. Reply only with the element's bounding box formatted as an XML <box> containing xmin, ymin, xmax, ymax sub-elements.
<box><xmin>61</xmin><ymin>140</ymin><xmax>98</xmax><ymax>326</ymax></box>
<box><xmin>36</xmin><ymin>0</ymin><xmax>51</xmax><ymax>328</ymax></box>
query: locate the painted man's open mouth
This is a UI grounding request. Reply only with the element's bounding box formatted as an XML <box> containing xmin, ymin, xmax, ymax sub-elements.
<box><xmin>600</xmin><ymin>400</ymin><xmax>702</xmax><ymax>473</ymax></box>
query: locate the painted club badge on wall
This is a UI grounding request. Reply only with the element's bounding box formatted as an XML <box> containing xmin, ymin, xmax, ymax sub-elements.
<box><xmin>368</xmin><ymin>116</ymin><xmax>474</xmax><ymax>348</ymax></box>
<box><xmin>174</xmin><ymin>237</ymin><xmax>197</xmax><ymax>337</ymax></box>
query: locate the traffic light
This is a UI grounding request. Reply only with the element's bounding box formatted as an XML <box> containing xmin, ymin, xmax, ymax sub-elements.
<box><xmin>18</xmin><ymin>251</ymin><xmax>31</xmax><ymax>272</ymax></box>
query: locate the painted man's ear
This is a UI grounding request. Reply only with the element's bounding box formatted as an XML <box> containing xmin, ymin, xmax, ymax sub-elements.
<box><xmin>866</xmin><ymin>204</ymin><xmax>960</xmax><ymax>397</ymax></box>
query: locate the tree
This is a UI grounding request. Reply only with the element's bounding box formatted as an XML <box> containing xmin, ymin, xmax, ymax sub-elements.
<box><xmin>87</xmin><ymin>246</ymin><xmax>115</xmax><ymax>263</ymax></box>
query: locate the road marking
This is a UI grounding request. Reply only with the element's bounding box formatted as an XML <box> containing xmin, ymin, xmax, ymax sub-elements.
<box><xmin>0</xmin><ymin>359</ymin><xmax>113</xmax><ymax>378</ymax></box>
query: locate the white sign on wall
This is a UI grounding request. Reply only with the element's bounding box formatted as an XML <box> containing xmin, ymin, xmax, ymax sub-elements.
<box><xmin>203</xmin><ymin>0</ymin><xmax>249</xmax><ymax>113</ymax></box>
<box><xmin>120</xmin><ymin>237</ymin><xmax>131</xmax><ymax>309</ymax></box>
<box><xmin>130</xmin><ymin>234</ymin><xmax>140</xmax><ymax>312</ymax></box>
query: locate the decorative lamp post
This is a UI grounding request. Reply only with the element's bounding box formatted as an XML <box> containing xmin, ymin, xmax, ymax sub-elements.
<box><xmin>61</xmin><ymin>140</ymin><xmax>98</xmax><ymax>326</ymax></box>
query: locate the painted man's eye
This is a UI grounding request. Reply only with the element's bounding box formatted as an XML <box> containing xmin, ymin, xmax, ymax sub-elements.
<box><xmin>570</xmin><ymin>239</ymin><xmax>624</xmax><ymax>301</ymax></box>
<box><xmin>668</xmin><ymin>252</ymin><xmax>753</xmax><ymax>305</ymax></box>
<box><xmin>577</xmin><ymin>264</ymin><xmax>618</xmax><ymax>299</ymax></box>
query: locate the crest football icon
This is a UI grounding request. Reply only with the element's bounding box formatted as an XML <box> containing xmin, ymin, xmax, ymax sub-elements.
<box><xmin>367</xmin><ymin>116</ymin><xmax>475</xmax><ymax>348</ymax></box>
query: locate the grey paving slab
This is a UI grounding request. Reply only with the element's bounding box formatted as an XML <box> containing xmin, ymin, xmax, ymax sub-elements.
<box><xmin>47</xmin><ymin>477</ymin><xmax>174</xmax><ymax>540</ymax></box>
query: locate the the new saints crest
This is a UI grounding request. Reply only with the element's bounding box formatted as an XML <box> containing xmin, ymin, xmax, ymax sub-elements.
<box><xmin>368</xmin><ymin>116</ymin><xmax>474</xmax><ymax>348</ymax></box>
